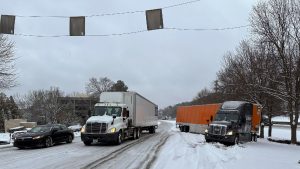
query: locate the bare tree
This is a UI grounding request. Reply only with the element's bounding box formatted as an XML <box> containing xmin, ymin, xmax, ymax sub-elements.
<box><xmin>0</xmin><ymin>35</ymin><xmax>16</xmax><ymax>90</ymax></box>
<box><xmin>25</xmin><ymin>87</ymin><xmax>64</xmax><ymax>124</ymax></box>
<box><xmin>250</xmin><ymin>0</ymin><xmax>299</xmax><ymax>144</ymax></box>
<box><xmin>85</xmin><ymin>77</ymin><xmax>114</xmax><ymax>98</ymax></box>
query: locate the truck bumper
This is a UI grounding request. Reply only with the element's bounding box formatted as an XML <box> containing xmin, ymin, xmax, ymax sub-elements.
<box><xmin>81</xmin><ymin>133</ymin><xmax>118</xmax><ymax>143</ymax></box>
<box><xmin>205</xmin><ymin>134</ymin><xmax>235</xmax><ymax>144</ymax></box>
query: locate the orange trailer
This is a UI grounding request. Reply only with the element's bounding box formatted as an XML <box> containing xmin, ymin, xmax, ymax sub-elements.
<box><xmin>176</xmin><ymin>104</ymin><xmax>221</xmax><ymax>133</ymax></box>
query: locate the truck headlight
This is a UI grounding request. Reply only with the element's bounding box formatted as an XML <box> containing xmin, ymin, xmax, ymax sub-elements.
<box><xmin>110</xmin><ymin>128</ymin><xmax>116</xmax><ymax>133</ymax></box>
<box><xmin>80</xmin><ymin>125</ymin><xmax>86</xmax><ymax>133</ymax></box>
<box><xmin>204</xmin><ymin>129</ymin><xmax>208</xmax><ymax>133</ymax></box>
<box><xmin>226</xmin><ymin>131</ymin><xmax>233</xmax><ymax>135</ymax></box>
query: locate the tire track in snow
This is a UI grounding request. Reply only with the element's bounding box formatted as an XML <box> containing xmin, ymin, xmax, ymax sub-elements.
<box><xmin>81</xmin><ymin>134</ymin><xmax>153</xmax><ymax>169</ymax></box>
<box><xmin>142</xmin><ymin>132</ymin><xmax>172</xmax><ymax>169</ymax></box>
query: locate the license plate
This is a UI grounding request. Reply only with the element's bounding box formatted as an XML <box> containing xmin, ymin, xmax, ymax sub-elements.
<box><xmin>93</xmin><ymin>139</ymin><xmax>98</xmax><ymax>143</ymax></box>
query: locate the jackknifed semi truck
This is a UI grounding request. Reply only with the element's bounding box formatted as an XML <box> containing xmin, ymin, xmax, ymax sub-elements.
<box><xmin>204</xmin><ymin>101</ymin><xmax>261</xmax><ymax>145</ymax></box>
<box><xmin>81</xmin><ymin>92</ymin><xmax>158</xmax><ymax>145</ymax></box>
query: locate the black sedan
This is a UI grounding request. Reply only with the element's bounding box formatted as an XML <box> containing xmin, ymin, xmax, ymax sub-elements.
<box><xmin>13</xmin><ymin>124</ymin><xmax>74</xmax><ymax>149</ymax></box>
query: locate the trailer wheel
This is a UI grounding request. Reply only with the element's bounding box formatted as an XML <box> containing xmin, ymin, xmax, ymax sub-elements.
<box><xmin>149</xmin><ymin>126</ymin><xmax>155</xmax><ymax>134</ymax></box>
<box><xmin>179</xmin><ymin>126</ymin><xmax>183</xmax><ymax>132</ymax></box>
<box><xmin>184</xmin><ymin>126</ymin><xmax>190</xmax><ymax>133</ymax></box>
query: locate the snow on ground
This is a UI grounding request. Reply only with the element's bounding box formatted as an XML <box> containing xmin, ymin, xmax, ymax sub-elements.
<box><xmin>272</xmin><ymin>116</ymin><xmax>291</xmax><ymax>122</ymax></box>
<box><xmin>152</xmin><ymin>121</ymin><xmax>300</xmax><ymax>169</ymax></box>
<box><xmin>0</xmin><ymin>133</ymin><xmax>11</xmax><ymax>144</ymax></box>
<box><xmin>265</xmin><ymin>126</ymin><xmax>300</xmax><ymax>140</ymax></box>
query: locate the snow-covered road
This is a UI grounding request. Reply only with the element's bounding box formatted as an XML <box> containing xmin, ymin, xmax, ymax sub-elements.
<box><xmin>0</xmin><ymin>121</ymin><xmax>174</xmax><ymax>169</ymax></box>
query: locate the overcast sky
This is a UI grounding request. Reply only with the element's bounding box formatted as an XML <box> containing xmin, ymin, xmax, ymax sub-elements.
<box><xmin>1</xmin><ymin>0</ymin><xmax>259</xmax><ymax>108</ymax></box>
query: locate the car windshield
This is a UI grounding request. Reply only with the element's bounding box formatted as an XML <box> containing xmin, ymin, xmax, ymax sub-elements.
<box><xmin>93</xmin><ymin>106</ymin><xmax>122</xmax><ymax>117</ymax></box>
<box><xmin>214</xmin><ymin>111</ymin><xmax>239</xmax><ymax>122</ymax></box>
<box><xmin>29</xmin><ymin>126</ymin><xmax>51</xmax><ymax>133</ymax></box>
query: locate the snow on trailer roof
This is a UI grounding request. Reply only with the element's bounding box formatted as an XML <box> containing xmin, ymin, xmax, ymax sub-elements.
<box><xmin>221</xmin><ymin>101</ymin><xmax>248</xmax><ymax>110</ymax></box>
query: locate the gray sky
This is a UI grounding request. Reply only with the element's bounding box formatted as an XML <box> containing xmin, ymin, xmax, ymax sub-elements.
<box><xmin>1</xmin><ymin>0</ymin><xmax>258</xmax><ymax>108</ymax></box>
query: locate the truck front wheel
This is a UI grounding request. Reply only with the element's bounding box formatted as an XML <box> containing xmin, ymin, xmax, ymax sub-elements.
<box><xmin>116</xmin><ymin>131</ymin><xmax>122</xmax><ymax>145</ymax></box>
<box><xmin>233</xmin><ymin>136</ymin><xmax>239</xmax><ymax>145</ymax></box>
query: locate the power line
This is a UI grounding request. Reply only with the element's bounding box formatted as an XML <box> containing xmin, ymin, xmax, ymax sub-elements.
<box><xmin>11</xmin><ymin>0</ymin><xmax>202</xmax><ymax>18</ymax></box>
<box><xmin>162</xmin><ymin>0</ymin><xmax>201</xmax><ymax>9</ymax></box>
<box><xmin>14</xmin><ymin>30</ymin><xmax>149</xmax><ymax>37</ymax></box>
<box><xmin>165</xmin><ymin>25</ymin><xmax>250</xmax><ymax>31</ymax></box>
<box><xmin>11</xmin><ymin>25</ymin><xmax>249</xmax><ymax>38</ymax></box>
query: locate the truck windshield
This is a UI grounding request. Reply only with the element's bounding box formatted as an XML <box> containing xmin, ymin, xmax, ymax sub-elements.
<box><xmin>214</xmin><ymin>111</ymin><xmax>239</xmax><ymax>122</ymax></box>
<box><xmin>93</xmin><ymin>106</ymin><xmax>122</xmax><ymax>117</ymax></box>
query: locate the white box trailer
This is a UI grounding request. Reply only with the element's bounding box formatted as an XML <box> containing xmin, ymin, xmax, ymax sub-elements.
<box><xmin>100</xmin><ymin>92</ymin><xmax>158</xmax><ymax>127</ymax></box>
<box><xmin>81</xmin><ymin>92</ymin><xmax>158</xmax><ymax>145</ymax></box>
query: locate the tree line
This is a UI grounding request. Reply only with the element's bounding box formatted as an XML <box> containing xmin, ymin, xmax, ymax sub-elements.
<box><xmin>161</xmin><ymin>0</ymin><xmax>299</xmax><ymax>144</ymax></box>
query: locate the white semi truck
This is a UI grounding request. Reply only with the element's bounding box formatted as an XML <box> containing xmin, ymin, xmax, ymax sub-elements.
<box><xmin>81</xmin><ymin>92</ymin><xmax>158</xmax><ymax>145</ymax></box>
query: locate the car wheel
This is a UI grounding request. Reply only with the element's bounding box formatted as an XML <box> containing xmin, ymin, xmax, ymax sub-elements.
<box><xmin>45</xmin><ymin>137</ymin><xmax>53</xmax><ymax>148</ymax></box>
<box><xmin>66</xmin><ymin>135</ymin><xmax>73</xmax><ymax>143</ymax></box>
<box><xmin>83</xmin><ymin>140</ymin><xmax>92</xmax><ymax>146</ymax></box>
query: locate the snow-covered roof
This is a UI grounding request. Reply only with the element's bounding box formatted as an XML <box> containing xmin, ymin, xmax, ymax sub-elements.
<box><xmin>221</xmin><ymin>101</ymin><xmax>247</xmax><ymax>110</ymax></box>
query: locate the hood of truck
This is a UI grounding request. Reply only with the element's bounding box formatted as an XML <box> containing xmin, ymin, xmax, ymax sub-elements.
<box><xmin>86</xmin><ymin>115</ymin><xmax>113</xmax><ymax>124</ymax></box>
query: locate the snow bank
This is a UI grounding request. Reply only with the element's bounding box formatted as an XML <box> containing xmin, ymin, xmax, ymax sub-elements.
<box><xmin>0</xmin><ymin>133</ymin><xmax>11</xmax><ymax>144</ymax></box>
<box><xmin>153</xmin><ymin>121</ymin><xmax>300</xmax><ymax>169</ymax></box>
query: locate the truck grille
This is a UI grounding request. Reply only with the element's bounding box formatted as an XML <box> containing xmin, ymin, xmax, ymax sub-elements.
<box><xmin>209</xmin><ymin>125</ymin><xmax>227</xmax><ymax>136</ymax></box>
<box><xmin>86</xmin><ymin>123</ymin><xmax>107</xmax><ymax>133</ymax></box>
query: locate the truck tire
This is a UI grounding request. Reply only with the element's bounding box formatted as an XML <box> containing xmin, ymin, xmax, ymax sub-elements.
<box><xmin>133</xmin><ymin>128</ymin><xmax>138</xmax><ymax>140</ymax></box>
<box><xmin>179</xmin><ymin>126</ymin><xmax>183</xmax><ymax>132</ymax></box>
<box><xmin>184</xmin><ymin>126</ymin><xmax>189</xmax><ymax>132</ymax></box>
<box><xmin>83</xmin><ymin>140</ymin><xmax>92</xmax><ymax>146</ymax></box>
<box><xmin>149</xmin><ymin>126</ymin><xmax>156</xmax><ymax>134</ymax></box>
<box><xmin>234</xmin><ymin>136</ymin><xmax>239</xmax><ymax>145</ymax></box>
<box><xmin>116</xmin><ymin>131</ymin><xmax>123</xmax><ymax>145</ymax></box>
<box><xmin>187</xmin><ymin>126</ymin><xmax>190</xmax><ymax>132</ymax></box>
<box><xmin>136</xmin><ymin>128</ymin><xmax>140</xmax><ymax>139</ymax></box>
